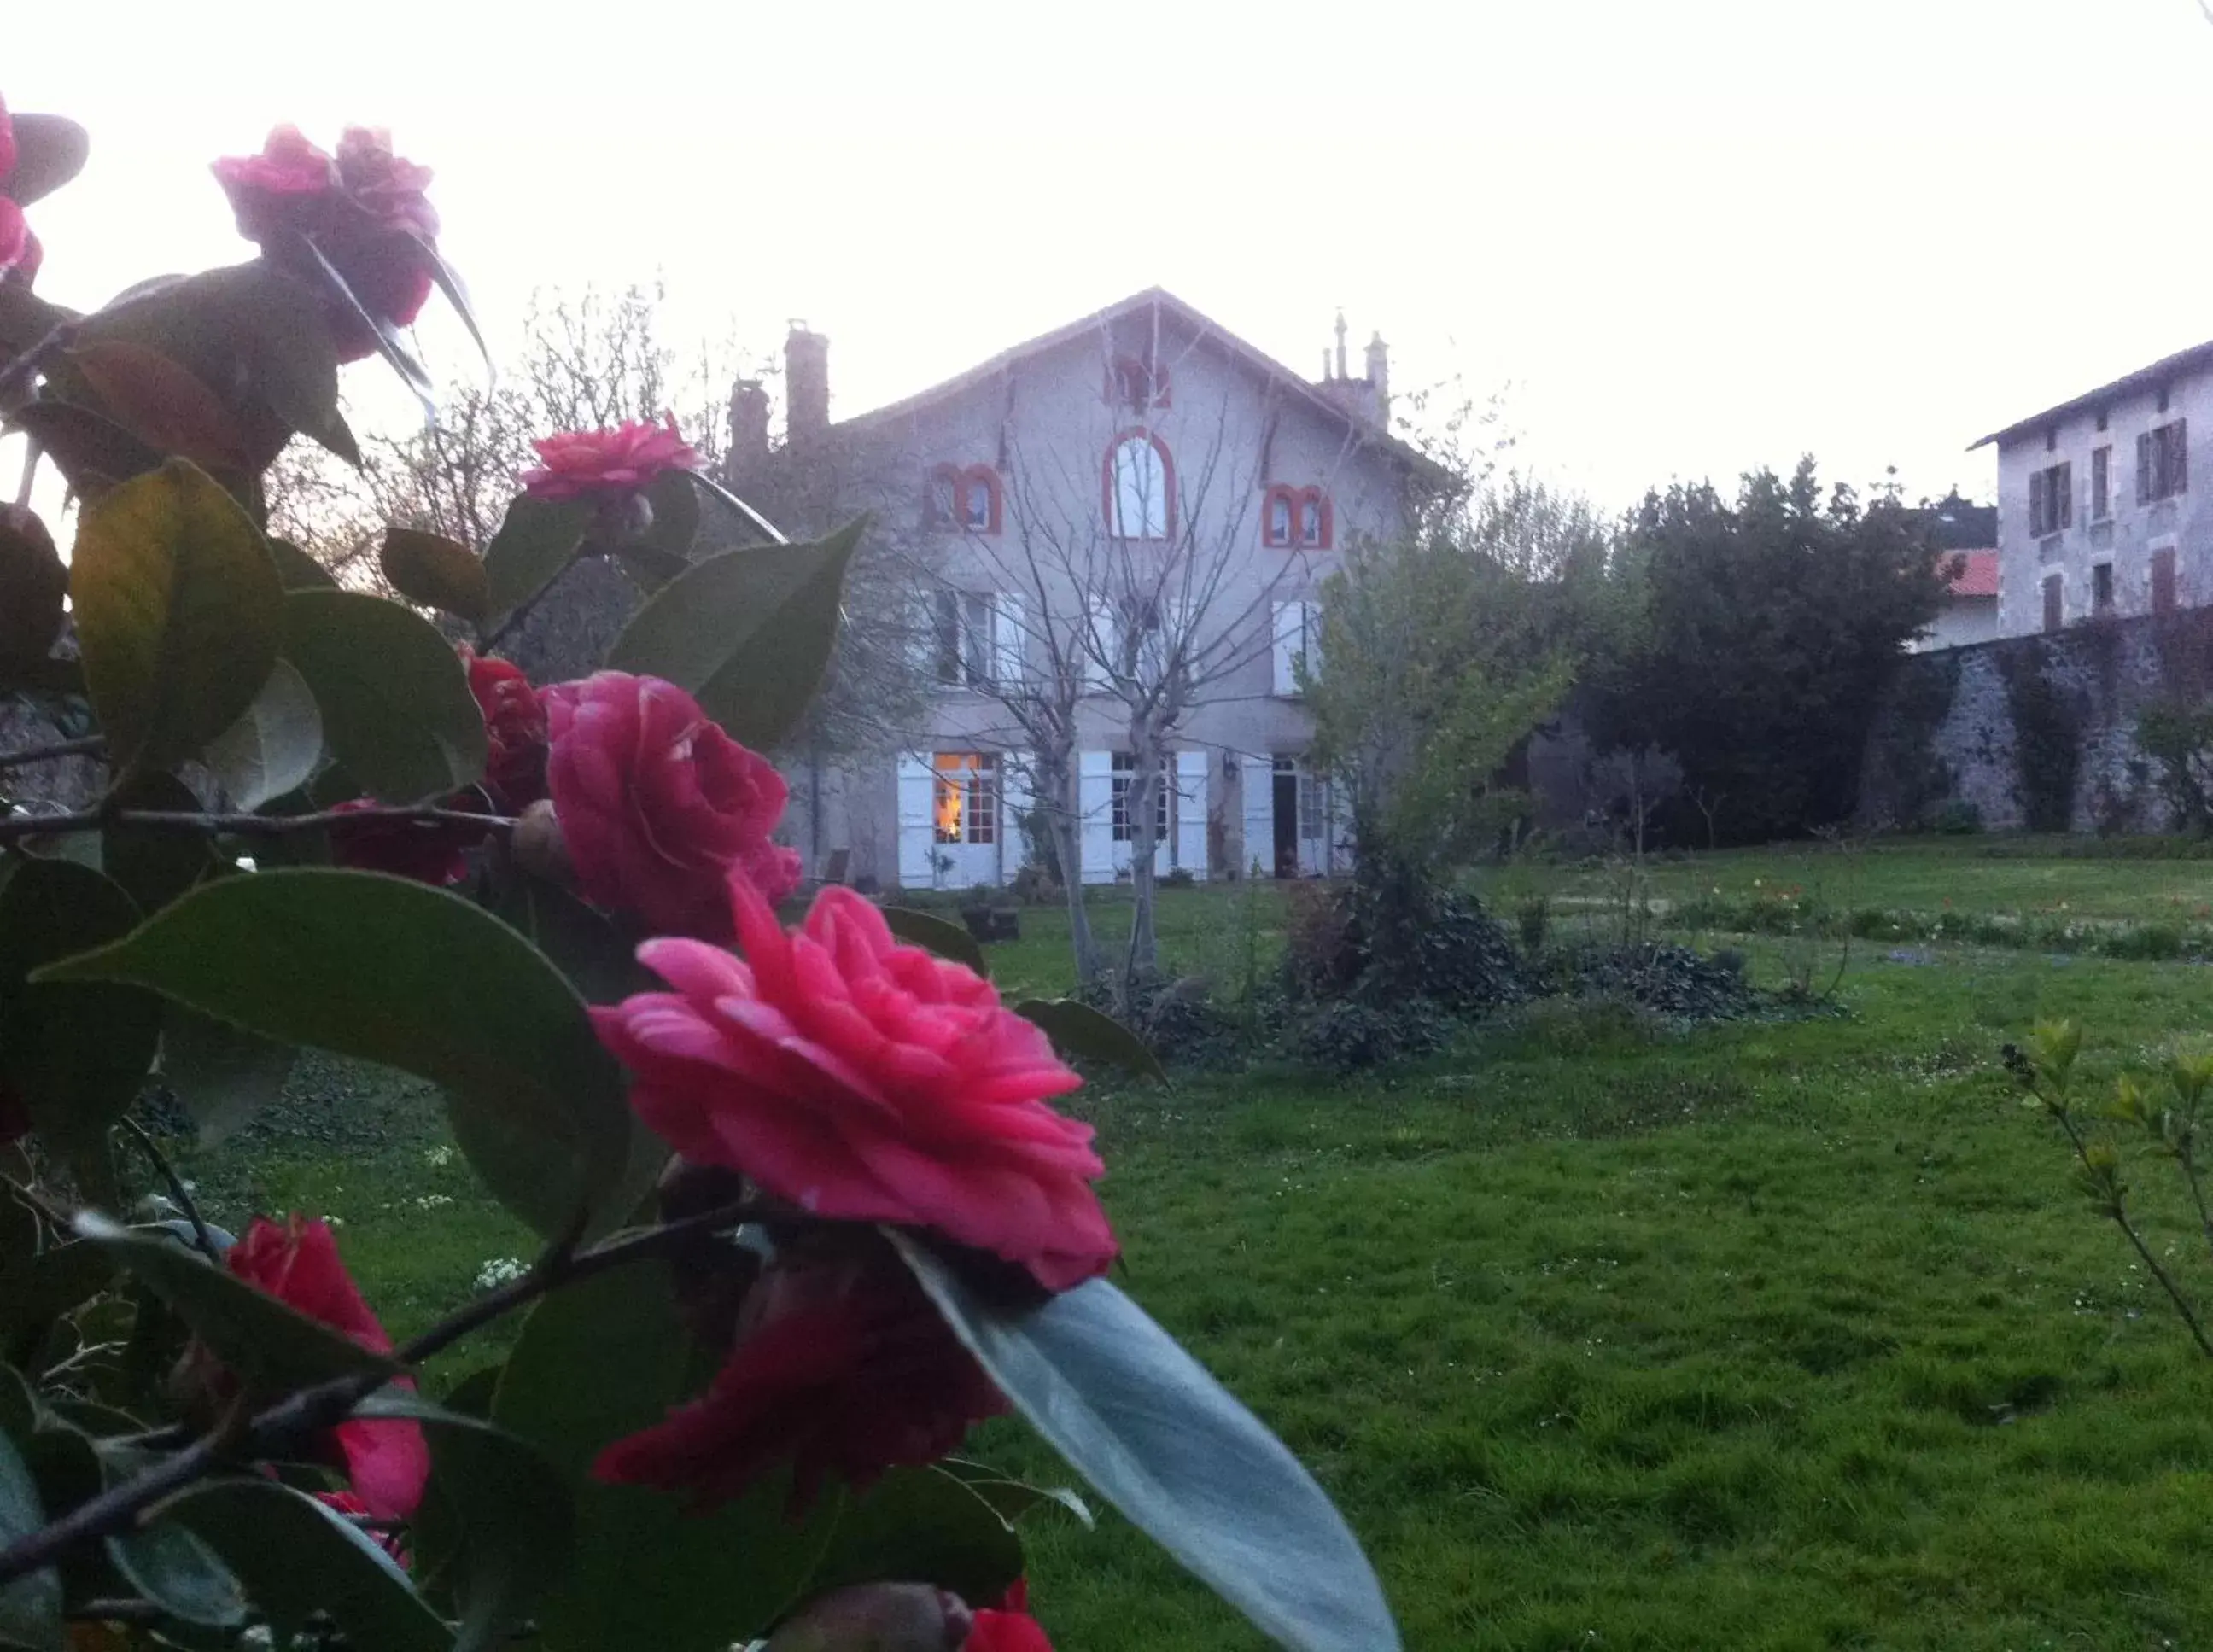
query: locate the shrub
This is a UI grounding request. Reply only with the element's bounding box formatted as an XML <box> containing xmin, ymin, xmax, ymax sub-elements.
<box><xmin>1009</xmin><ymin>862</ymin><xmax>1062</xmax><ymax>908</ymax></box>
<box><xmin>1515</xmin><ymin>893</ymin><xmax>1551</xmax><ymax>958</ymax></box>
<box><xmin>2135</xmin><ymin>700</ymin><xmax>2213</xmax><ymax>832</ymax></box>
<box><xmin>1927</xmin><ymin>798</ymin><xmax>1982</xmax><ymax>835</ymax></box>
<box><xmin>1160</xmin><ymin>867</ymin><xmax>1197</xmax><ymax>890</ymax></box>
<box><xmin>1562</xmin><ymin>942</ymin><xmax>1761</xmax><ymax>1022</ymax></box>
<box><xmin>1288</xmin><ymin>999</ymin><xmax>1449</xmax><ymax>1073</ymax></box>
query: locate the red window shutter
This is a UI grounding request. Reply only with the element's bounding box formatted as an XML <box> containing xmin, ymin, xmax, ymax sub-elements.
<box><xmin>2043</xmin><ymin>574</ymin><xmax>2064</xmax><ymax>633</ymax></box>
<box><xmin>2140</xmin><ymin>433</ymin><xmax>2155</xmax><ymax>504</ymax></box>
<box><xmin>2059</xmin><ymin>461</ymin><xmax>2073</xmax><ymax>528</ymax></box>
<box><xmin>2153</xmin><ymin>548</ymin><xmax>2178</xmax><ymax>616</ymax></box>
<box><xmin>2029</xmin><ymin>469</ymin><xmax>2046</xmax><ymax>536</ymax></box>
<box><xmin>2175</xmin><ymin>419</ymin><xmax>2188</xmax><ymax>494</ymax></box>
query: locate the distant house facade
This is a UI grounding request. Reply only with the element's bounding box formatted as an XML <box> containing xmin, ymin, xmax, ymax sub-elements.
<box><xmin>1914</xmin><ymin>550</ymin><xmax>1999</xmax><ymax>651</ymax></box>
<box><xmin>1972</xmin><ymin>341</ymin><xmax>2213</xmax><ymax>638</ymax></box>
<box><xmin>729</xmin><ymin>289</ymin><xmax>1443</xmax><ymax>892</ymax></box>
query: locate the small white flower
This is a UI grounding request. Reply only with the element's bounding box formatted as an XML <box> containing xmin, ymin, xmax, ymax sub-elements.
<box><xmin>475</xmin><ymin>1257</ymin><xmax>528</xmax><ymax>1292</ymax></box>
<box><xmin>424</xmin><ymin>1146</ymin><xmax>456</xmax><ymax>1169</ymax></box>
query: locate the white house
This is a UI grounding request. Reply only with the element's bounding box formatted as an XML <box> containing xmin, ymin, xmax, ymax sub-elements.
<box><xmin>729</xmin><ymin>289</ymin><xmax>1445</xmax><ymax>892</ymax></box>
<box><xmin>1971</xmin><ymin>340</ymin><xmax>2213</xmax><ymax>636</ymax></box>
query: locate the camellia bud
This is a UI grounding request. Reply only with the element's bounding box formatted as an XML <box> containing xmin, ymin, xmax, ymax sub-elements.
<box><xmin>510</xmin><ymin>799</ymin><xmax>572</xmax><ymax>887</ymax></box>
<box><xmin>764</xmin><ymin>1584</ymin><xmax>974</xmax><ymax>1652</ymax></box>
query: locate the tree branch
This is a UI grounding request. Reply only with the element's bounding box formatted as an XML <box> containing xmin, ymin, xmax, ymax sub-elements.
<box><xmin>0</xmin><ymin>803</ymin><xmax>514</xmax><ymax>847</ymax></box>
<box><xmin>0</xmin><ymin>1196</ymin><xmax>768</xmax><ymax>1589</ymax></box>
<box><xmin>0</xmin><ymin>736</ymin><xmax>106</xmax><ymax>774</ymax></box>
<box><xmin>118</xmin><ymin>1118</ymin><xmax>220</xmax><ymax>1264</ymax></box>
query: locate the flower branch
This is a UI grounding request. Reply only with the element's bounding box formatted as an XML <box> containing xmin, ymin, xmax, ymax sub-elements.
<box><xmin>0</xmin><ymin>803</ymin><xmax>515</xmax><ymax>847</ymax></box>
<box><xmin>0</xmin><ymin>735</ymin><xmax>106</xmax><ymax>774</ymax></box>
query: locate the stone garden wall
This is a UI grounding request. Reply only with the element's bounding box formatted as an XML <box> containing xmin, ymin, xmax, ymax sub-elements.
<box><xmin>1858</xmin><ymin>610</ymin><xmax>2213</xmax><ymax>834</ymax></box>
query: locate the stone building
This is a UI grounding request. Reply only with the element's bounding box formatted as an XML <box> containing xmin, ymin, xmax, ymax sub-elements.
<box><xmin>729</xmin><ymin>288</ymin><xmax>1446</xmax><ymax>891</ymax></box>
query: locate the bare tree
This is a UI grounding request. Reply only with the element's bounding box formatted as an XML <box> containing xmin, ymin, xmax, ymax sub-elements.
<box><xmin>885</xmin><ymin>317</ymin><xmax>1388</xmax><ymax>997</ymax></box>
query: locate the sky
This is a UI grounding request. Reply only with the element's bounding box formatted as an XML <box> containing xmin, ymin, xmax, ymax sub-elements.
<box><xmin>13</xmin><ymin>0</ymin><xmax>2213</xmax><ymax>515</ymax></box>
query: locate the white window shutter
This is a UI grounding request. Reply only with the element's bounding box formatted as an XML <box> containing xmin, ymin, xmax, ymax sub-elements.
<box><xmin>896</xmin><ymin>756</ymin><xmax>936</xmax><ymax>889</ymax></box>
<box><xmin>1239</xmin><ymin>755</ymin><xmax>1275</xmax><ymax>879</ymax></box>
<box><xmin>993</xmin><ymin>593</ymin><xmax>1025</xmax><ymax>687</ymax></box>
<box><xmin>1077</xmin><ymin>750</ymin><xmax>1115</xmax><ymax>882</ymax></box>
<box><xmin>1175</xmin><ymin>748</ymin><xmax>1209</xmax><ymax>879</ymax></box>
<box><xmin>1000</xmin><ymin>756</ymin><xmax>1034</xmax><ymax>883</ymax></box>
<box><xmin>1272</xmin><ymin>602</ymin><xmax>1298</xmax><ymax>696</ymax></box>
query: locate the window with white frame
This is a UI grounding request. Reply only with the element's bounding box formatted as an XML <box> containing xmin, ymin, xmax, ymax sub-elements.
<box><xmin>931</xmin><ymin>591</ymin><xmax>998</xmax><ymax>688</ymax></box>
<box><xmin>1110</xmin><ymin>751</ymin><xmax>1170</xmax><ymax>843</ymax></box>
<box><xmin>932</xmin><ymin>752</ymin><xmax>999</xmax><ymax>844</ymax></box>
<box><xmin>1109</xmin><ymin>434</ymin><xmax>1170</xmax><ymax>539</ymax></box>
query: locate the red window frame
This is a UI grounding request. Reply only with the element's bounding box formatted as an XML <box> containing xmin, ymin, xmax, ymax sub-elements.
<box><xmin>1103</xmin><ymin>429</ymin><xmax>1177</xmax><ymax>540</ymax></box>
<box><xmin>927</xmin><ymin>462</ymin><xmax>1002</xmax><ymax>534</ymax></box>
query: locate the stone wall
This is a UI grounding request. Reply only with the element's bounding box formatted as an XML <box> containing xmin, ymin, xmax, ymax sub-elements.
<box><xmin>1858</xmin><ymin>610</ymin><xmax>2213</xmax><ymax>833</ymax></box>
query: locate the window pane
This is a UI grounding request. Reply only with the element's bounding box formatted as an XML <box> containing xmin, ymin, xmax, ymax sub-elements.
<box><xmin>1299</xmin><ymin>499</ymin><xmax>1321</xmax><ymax>543</ymax></box>
<box><xmin>1112</xmin><ymin>439</ymin><xmax>1166</xmax><ymax>538</ymax></box>
<box><xmin>1269</xmin><ymin>496</ymin><xmax>1291</xmax><ymax>543</ymax></box>
<box><xmin>965</xmin><ymin>478</ymin><xmax>991</xmax><ymax>528</ymax></box>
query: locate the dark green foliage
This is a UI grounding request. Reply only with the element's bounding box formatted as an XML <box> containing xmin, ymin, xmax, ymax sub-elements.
<box><xmin>2134</xmin><ymin>699</ymin><xmax>2213</xmax><ymax>832</ymax></box>
<box><xmin>1999</xmin><ymin>648</ymin><xmax>2082</xmax><ymax>832</ymax></box>
<box><xmin>1287</xmin><ymin>1000</ymin><xmax>1449</xmax><ymax>1075</ymax></box>
<box><xmin>1586</xmin><ymin>460</ymin><xmax>1951</xmax><ymax>842</ymax></box>
<box><xmin>1282</xmin><ymin>856</ymin><xmax>1526</xmax><ymax>1017</ymax></box>
<box><xmin>1865</xmin><ymin>651</ymin><xmax>1961</xmax><ymax>830</ymax></box>
<box><xmin>1558</xmin><ymin>942</ymin><xmax>1761</xmax><ymax>1023</ymax></box>
<box><xmin>1927</xmin><ymin>798</ymin><xmax>1982</xmax><ymax>835</ymax></box>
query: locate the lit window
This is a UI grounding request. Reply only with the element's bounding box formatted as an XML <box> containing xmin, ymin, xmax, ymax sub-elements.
<box><xmin>932</xmin><ymin>753</ymin><xmax>999</xmax><ymax>845</ymax></box>
<box><xmin>1110</xmin><ymin>751</ymin><xmax>1171</xmax><ymax>843</ymax></box>
<box><xmin>1108</xmin><ymin>434</ymin><xmax>1171</xmax><ymax>539</ymax></box>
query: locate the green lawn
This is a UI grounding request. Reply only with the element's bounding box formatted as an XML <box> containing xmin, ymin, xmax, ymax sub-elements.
<box><xmin>180</xmin><ymin>855</ymin><xmax>2213</xmax><ymax>1649</ymax></box>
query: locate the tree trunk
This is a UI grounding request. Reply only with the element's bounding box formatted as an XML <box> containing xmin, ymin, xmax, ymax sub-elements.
<box><xmin>1033</xmin><ymin>747</ymin><xmax>1100</xmax><ymax>988</ymax></box>
<box><xmin>1123</xmin><ymin>720</ymin><xmax>1162</xmax><ymax>996</ymax></box>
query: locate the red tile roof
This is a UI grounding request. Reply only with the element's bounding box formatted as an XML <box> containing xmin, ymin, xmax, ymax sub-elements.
<box><xmin>1944</xmin><ymin>549</ymin><xmax>1999</xmax><ymax>598</ymax></box>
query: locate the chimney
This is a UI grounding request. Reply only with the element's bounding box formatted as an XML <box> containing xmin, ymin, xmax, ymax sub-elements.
<box><xmin>1333</xmin><ymin>310</ymin><xmax>1349</xmax><ymax>382</ymax></box>
<box><xmin>1364</xmin><ymin>331</ymin><xmax>1390</xmax><ymax>427</ymax></box>
<box><xmin>785</xmin><ymin>323</ymin><xmax>829</xmax><ymax>447</ymax></box>
<box><xmin>726</xmin><ymin>377</ymin><xmax>770</xmax><ymax>479</ymax></box>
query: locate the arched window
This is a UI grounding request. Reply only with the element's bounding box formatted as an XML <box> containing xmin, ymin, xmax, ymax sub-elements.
<box><xmin>1107</xmin><ymin>354</ymin><xmax>1170</xmax><ymax>412</ymax></box>
<box><xmin>1262</xmin><ymin>485</ymin><xmax>1297</xmax><ymax>547</ymax></box>
<box><xmin>960</xmin><ymin>465</ymin><xmax>1002</xmax><ymax>534</ymax></box>
<box><xmin>1106</xmin><ymin>430</ymin><xmax>1173</xmax><ymax>540</ymax></box>
<box><xmin>1296</xmin><ymin>487</ymin><xmax>1333</xmax><ymax>550</ymax></box>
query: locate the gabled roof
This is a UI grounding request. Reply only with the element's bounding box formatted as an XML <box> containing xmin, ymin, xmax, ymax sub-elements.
<box><xmin>1943</xmin><ymin>548</ymin><xmax>1999</xmax><ymax>599</ymax></box>
<box><xmin>1969</xmin><ymin>337</ymin><xmax>2213</xmax><ymax>451</ymax></box>
<box><xmin>837</xmin><ymin>285</ymin><xmax>1454</xmax><ymax>486</ymax></box>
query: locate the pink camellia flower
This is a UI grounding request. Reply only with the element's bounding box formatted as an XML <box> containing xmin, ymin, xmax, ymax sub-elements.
<box><xmin>0</xmin><ymin>94</ymin><xmax>27</xmax><ymax>277</ymax></box>
<box><xmin>212</xmin><ymin>125</ymin><xmax>438</xmax><ymax>363</ymax></box>
<box><xmin>541</xmin><ymin>672</ymin><xmax>799</xmax><ymax>937</ymax></box>
<box><xmin>594</xmin><ymin>1246</ymin><xmax>1007</xmax><ymax>1513</ymax></box>
<box><xmin>591</xmin><ymin>873</ymin><xmax>1116</xmax><ymax>1292</ymax></box>
<box><xmin>460</xmin><ymin>646</ymin><xmax>548</xmax><ymax>812</ymax></box>
<box><xmin>225</xmin><ymin>1216</ymin><xmax>429</xmax><ymax>1521</ymax></box>
<box><xmin>518</xmin><ymin>414</ymin><xmax>702</xmax><ymax>501</ymax></box>
<box><xmin>966</xmin><ymin>1581</ymin><xmax>1054</xmax><ymax>1652</ymax></box>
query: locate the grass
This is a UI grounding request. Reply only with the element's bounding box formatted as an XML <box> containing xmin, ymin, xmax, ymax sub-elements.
<box><xmin>178</xmin><ymin>855</ymin><xmax>2213</xmax><ymax>1649</ymax></box>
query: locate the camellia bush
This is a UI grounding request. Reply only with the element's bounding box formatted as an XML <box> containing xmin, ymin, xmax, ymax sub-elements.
<box><xmin>0</xmin><ymin>99</ymin><xmax>1398</xmax><ymax>1651</ymax></box>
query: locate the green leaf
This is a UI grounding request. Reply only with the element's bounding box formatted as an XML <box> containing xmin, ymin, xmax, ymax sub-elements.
<box><xmin>0</xmin><ymin>859</ymin><xmax>161</xmax><ymax>1157</ymax></box>
<box><xmin>800</xmin><ymin>1467</ymin><xmax>1021</xmax><ymax>1610</ymax></box>
<box><xmin>354</xmin><ymin>1391</ymin><xmax>574</xmax><ymax>1652</ymax></box>
<box><xmin>71</xmin><ymin>1214</ymin><xmax>396</xmax><ymax>1390</ymax></box>
<box><xmin>68</xmin><ymin>341</ymin><xmax>250</xmax><ymax>473</ymax></box>
<box><xmin>0</xmin><ymin>1240</ymin><xmax>116</xmax><ymax>1358</ymax></box>
<box><xmin>108</xmin><ymin>1518</ymin><xmax>247</xmax><ymax>1629</ymax></box>
<box><xmin>0</xmin><ymin>507</ymin><xmax>66</xmax><ymax>676</ymax></box>
<box><xmin>283</xmin><ymin>589</ymin><xmax>488</xmax><ymax>803</ymax></box>
<box><xmin>3</xmin><ymin>400</ymin><xmax>161</xmax><ymax>495</ymax></box>
<box><xmin>493</xmin><ymin>1267</ymin><xmax>837</xmax><ymax>1650</ymax></box>
<box><xmin>606</xmin><ymin>519</ymin><xmax>864</xmax><ymax>749</ymax></box>
<box><xmin>266</xmin><ymin>536</ymin><xmax>337</xmax><ymax>591</ymax></box>
<box><xmin>161</xmin><ymin>1478</ymin><xmax>449</xmax><ymax>1652</ymax></box>
<box><xmin>38</xmin><ymin>870</ymin><xmax>631</xmax><ymax>1240</ymax></box>
<box><xmin>1014</xmin><ymin>998</ymin><xmax>1167</xmax><ymax>1084</ymax></box>
<box><xmin>382</xmin><ymin>528</ymin><xmax>491</xmax><ymax>625</ymax></box>
<box><xmin>101</xmin><ymin>773</ymin><xmax>220</xmax><ymax>918</ymax></box>
<box><xmin>201</xmin><ymin>658</ymin><xmax>322</xmax><ymax>812</ymax></box>
<box><xmin>0</xmin><ymin>1425</ymin><xmax>61</xmax><ymax>1652</ymax></box>
<box><xmin>161</xmin><ymin>1007</ymin><xmax>295</xmax><ymax>1148</ymax></box>
<box><xmin>890</xmin><ymin>1235</ymin><xmax>1401</xmax><ymax>1652</ymax></box>
<box><xmin>70</xmin><ymin>459</ymin><xmax>285</xmax><ymax>779</ymax></box>
<box><xmin>881</xmin><ymin>907</ymin><xmax>990</xmax><ymax>976</ymax></box>
<box><xmin>489</xmin><ymin>876</ymin><xmax>653</xmax><ymax>1007</ymax></box>
<box><xmin>482</xmin><ymin>494</ymin><xmax>590</xmax><ymax>621</ymax></box>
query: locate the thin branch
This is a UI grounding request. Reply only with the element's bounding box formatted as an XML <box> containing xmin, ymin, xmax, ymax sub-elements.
<box><xmin>0</xmin><ymin>803</ymin><xmax>514</xmax><ymax>847</ymax></box>
<box><xmin>0</xmin><ymin>1196</ymin><xmax>768</xmax><ymax>1589</ymax></box>
<box><xmin>0</xmin><ymin>736</ymin><xmax>106</xmax><ymax>774</ymax></box>
<box><xmin>118</xmin><ymin>1118</ymin><xmax>220</xmax><ymax>1264</ymax></box>
<box><xmin>2051</xmin><ymin>1105</ymin><xmax>2213</xmax><ymax>1360</ymax></box>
